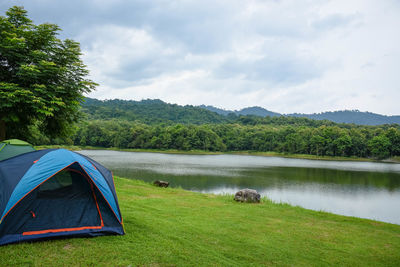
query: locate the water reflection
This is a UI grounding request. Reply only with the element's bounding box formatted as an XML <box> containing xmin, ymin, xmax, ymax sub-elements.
<box><xmin>79</xmin><ymin>150</ymin><xmax>400</xmax><ymax>224</ymax></box>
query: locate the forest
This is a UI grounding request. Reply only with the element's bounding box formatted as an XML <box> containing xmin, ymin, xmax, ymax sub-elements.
<box><xmin>29</xmin><ymin>98</ymin><xmax>400</xmax><ymax>160</ymax></box>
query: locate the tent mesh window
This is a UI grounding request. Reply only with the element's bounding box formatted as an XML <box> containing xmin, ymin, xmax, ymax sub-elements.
<box><xmin>38</xmin><ymin>170</ymin><xmax>73</xmax><ymax>192</ymax></box>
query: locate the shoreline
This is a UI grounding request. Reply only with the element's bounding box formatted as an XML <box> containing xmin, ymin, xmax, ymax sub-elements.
<box><xmin>35</xmin><ymin>145</ymin><xmax>400</xmax><ymax>163</ymax></box>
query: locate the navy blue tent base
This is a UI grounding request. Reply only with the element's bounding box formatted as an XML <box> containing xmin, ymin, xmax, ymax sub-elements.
<box><xmin>0</xmin><ymin>149</ymin><xmax>124</xmax><ymax>246</ymax></box>
<box><xmin>0</xmin><ymin>227</ymin><xmax>124</xmax><ymax>246</ymax></box>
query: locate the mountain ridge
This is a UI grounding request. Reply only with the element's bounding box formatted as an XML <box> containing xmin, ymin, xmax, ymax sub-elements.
<box><xmin>199</xmin><ymin>105</ymin><xmax>400</xmax><ymax>126</ymax></box>
<box><xmin>83</xmin><ymin>98</ymin><xmax>400</xmax><ymax>126</ymax></box>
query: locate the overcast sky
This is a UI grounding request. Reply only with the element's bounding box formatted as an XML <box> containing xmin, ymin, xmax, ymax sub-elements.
<box><xmin>1</xmin><ymin>0</ymin><xmax>400</xmax><ymax>115</ymax></box>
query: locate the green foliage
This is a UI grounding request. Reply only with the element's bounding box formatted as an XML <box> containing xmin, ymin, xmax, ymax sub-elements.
<box><xmin>0</xmin><ymin>6</ymin><xmax>96</xmax><ymax>140</ymax></box>
<box><xmin>82</xmin><ymin>98</ymin><xmax>230</xmax><ymax>125</ymax></box>
<box><xmin>368</xmin><ymin>135</ymin><xmax>391</xmax><ymax>159</ymax></box>
<box><xmin>1</xmin><ymin>177</ymin><xmax>399</xmax><ymax>266</ymax></box>
<box><xmin>49</xmin><ymin>119</ymin><xmax>400</xmax><ymax>159</ymax></box>
<box><xmin>71</xmin><ymin>121</ymin><xmax>227</xmax><ymax>151</ymax></box>
<box><xmin>386</xmin><ymin>127</ymin><xmax>400</xmax><ymax>156</ymax></box>
<box><xmin>31</xmin><ymin>96</ymin><xmax>400</xmax><ymax>159</ymax></box>
<box><xmin>82</xmin><ymin>98</ymin><xmax>400</xmax><ymax>129</ymax></box>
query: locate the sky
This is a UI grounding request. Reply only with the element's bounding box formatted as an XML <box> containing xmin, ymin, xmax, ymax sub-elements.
<box><xmin>1</xmin><ymin>0</ymin><xmax>400</xmax><ymax>115</ymax></box>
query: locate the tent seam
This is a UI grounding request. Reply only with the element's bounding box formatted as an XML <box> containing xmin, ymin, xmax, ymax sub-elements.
<box><xmin>78</xmin><ymin>163</ymin><xmax>122</xmax><ymax>224</ymax></box>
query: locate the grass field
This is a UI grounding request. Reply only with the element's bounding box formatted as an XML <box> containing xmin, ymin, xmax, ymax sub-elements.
<box><xmin>1</xmin><ymin>177</ymin><xmax>399</xmax><ymax>266</ymax></box>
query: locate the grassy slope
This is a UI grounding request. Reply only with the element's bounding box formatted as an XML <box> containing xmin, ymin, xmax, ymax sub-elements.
<box><xmin>1</xmin><ymin>178</ymin><xmax>400</xmax><ymax>266</ymax></box>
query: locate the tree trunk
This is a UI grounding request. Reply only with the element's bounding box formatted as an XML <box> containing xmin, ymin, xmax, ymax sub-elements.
<box><xmin>0</xmin><ymin>120</ymin><xmax>5</xmax><ymax>141</ymax></box>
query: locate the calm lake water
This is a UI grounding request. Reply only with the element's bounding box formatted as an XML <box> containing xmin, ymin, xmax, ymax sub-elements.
<box><xmin>79</xmin><ymin>150</ymin><xmax>400</xmax><ymax>225</ymax></box>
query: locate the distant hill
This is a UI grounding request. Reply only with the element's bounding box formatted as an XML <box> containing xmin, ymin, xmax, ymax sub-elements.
<box><xmin>199</xmin><ymin>105</ymin><xmax>280</xmax><ymax>117</ymax></box>
<box><xmin>82</xmin><ymin>98</ymin><xmax>230</xmax><ymax>124</ymax></box>
<box><xmin>287</xmin><ymin>110</ymin><xmax>400</xmax><ymax>126</ymax></box>
<box><xmin>198</xmin><ymin>105</ymin><xmax>233</xmax><ymax>116</ymax></box>
<box><xmin>81</xmin><ymin>98</ymin><xmax>330</xmax><ymax>128</ymax></box>
<box><xmin>199</xmin><ymin>105</ymin><xmax>399</xmax><ymax>126</ymax></box>
<box><xmin>82</xmin><ymin>98</ymin><xmax>399</xmax><ymax>126</ymax></box>
<box><xmin>238</xmin><ymin>107</ymin><xmax>281</xmax><ymax>117</ymax></box>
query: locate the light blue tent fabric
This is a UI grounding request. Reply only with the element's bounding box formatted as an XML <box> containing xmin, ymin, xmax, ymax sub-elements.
<box><xmin>0</xmin><ymin>149</ymin><xmax>121</xmax><ymax>223</ymax></box>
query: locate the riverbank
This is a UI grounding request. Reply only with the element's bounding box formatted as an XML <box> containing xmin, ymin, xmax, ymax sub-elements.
<box><xmin>35</xmin><ymin>145</ymin><xmax>400</xmax><ymax>163</ymax></box>
<box><xmin>1</xmin><ymin>177</ymin><xmax>399</xmax><ymax>266</ymax></box>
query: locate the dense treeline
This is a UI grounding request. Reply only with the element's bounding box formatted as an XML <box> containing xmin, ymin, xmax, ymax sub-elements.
<box><xmin>27</xmin><ymin>98</ymin><xmax>400</xmax><ymax>160</ymax></box>
<box><xmin>36</xmin><ymin>120</ymin><xmax>400</xmax><ymax>159</ymax></box>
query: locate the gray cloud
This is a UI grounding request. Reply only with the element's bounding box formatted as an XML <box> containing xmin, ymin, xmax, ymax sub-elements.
<box><xmin>312</xmin><ymin>14</ymin><xmax>360</xmax><ymax>30</ymax></box>
<box><xmin>214</xmin><ymin>55</ymin><xmax>322</xmax><ymax>85</ymax></box>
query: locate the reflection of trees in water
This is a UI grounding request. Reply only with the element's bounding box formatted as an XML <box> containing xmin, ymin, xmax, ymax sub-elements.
<box><xmin>265</xmin><ymin>167</ymin><xmax>400</xmax><ymax>192</ymax></box>
<box><xmin>112</xmin><ymin>166</ymin><xmax>400</xmax><ymax>193</ymax></box>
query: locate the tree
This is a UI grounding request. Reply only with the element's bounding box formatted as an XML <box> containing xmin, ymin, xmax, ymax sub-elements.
<box><xmin>0</xmin><ymin>6</ymin><xmax>96</xmax><ymax>141</ymax></box>
<box><xmin>368</xmin><ymin>135</ymin><xmax>391</xmax><ymax>159</ymax></box>
<box><xmin>333</xmin><ymin>132</ymin><xmax>352</xmax><ymax>156</ymax></box>
<box><xmin>385</xmin><ymin>127</ymin><xmax>400</xmax><ymax>157</ymax></box>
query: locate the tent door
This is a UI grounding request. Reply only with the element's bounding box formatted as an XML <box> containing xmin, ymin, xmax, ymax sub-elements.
<box><xmin>0</xmin><ymin>166</ymin><xmax>103</xmax><ymax>236</ymax></box>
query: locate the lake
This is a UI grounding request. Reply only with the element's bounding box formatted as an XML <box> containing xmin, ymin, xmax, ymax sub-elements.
<box><xmin>79</xmin><ymin>150</ymin><xmax>400</xmax><ymax>225</ymax></box>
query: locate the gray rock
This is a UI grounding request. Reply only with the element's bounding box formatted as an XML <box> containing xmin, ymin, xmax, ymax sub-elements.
<box><xmin>234</xmin><ymin>189</ymin><xmax>261</xmax><ymax>203</ymax></box>
<box><xmin>153</xmin><ymin>180</ymin><xmax>169</xmax><ymax>188</ymax></box>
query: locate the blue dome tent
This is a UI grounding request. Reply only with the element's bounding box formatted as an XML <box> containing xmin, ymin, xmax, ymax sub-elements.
<box><xmin>0</xmin><ymin>149</ymin><xmax>124</xmax><ymax>245</ymax></box>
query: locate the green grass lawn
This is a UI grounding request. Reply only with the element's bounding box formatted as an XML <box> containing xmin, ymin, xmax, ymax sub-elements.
<box><xmin>1</xmin><ymin>177</ymin><xmax>399</xmax><ymax>266</ymax></box>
